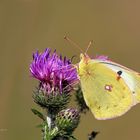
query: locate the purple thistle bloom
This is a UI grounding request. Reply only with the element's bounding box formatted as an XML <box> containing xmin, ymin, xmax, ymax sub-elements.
<box><xmin>30</xmin><ymin>48</ymin><xmax>78</xmax><ymax>94</ymax></box>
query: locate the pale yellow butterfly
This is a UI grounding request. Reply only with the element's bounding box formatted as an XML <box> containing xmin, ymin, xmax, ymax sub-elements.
<box><xmin>65</xmin><ymin>36</ymin><xmax>140</xmax><ymax>120</ymax></box>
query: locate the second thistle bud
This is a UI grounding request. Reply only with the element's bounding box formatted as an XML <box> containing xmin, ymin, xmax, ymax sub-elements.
<box><xmin>55</xmin><ymin>108</ymin><xmax>80</xmax><ymax>133</ymax></box>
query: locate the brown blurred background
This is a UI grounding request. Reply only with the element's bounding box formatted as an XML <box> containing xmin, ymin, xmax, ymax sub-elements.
<box><xmin>0</xmin><ymin>0</ymin><xmax>140</xmax><ymax>140</ymax></box>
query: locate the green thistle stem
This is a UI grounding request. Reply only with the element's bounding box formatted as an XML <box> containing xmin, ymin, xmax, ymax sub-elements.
<box><xmin>43</xmin><ymin>111</ymin><xmax>59</xmax><ymax>140</ymax></box>
<box><xmin>47</xmin><ymin>109</ymin><xmax>56</xmax><ymax>129</ymax></box>
<box><xmin>47</xmin><ymin>115</ymin><xmax>52</xmax><ymax>130</ymax></box>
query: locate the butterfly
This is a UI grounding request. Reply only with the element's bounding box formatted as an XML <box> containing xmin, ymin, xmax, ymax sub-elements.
<box><xmin>64</xmin><ymin>36</ymin><xmax>140</xmax><ymax>120</ymax></box>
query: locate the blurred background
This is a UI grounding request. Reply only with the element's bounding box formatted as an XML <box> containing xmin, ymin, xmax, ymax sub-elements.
<box><xmin>0</xmin><ymin>0</ymin><xmax>140</xmax><ymax>139</ymax></box>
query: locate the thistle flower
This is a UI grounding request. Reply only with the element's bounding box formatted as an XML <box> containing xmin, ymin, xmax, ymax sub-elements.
<box><xmin>30</xmin><ymin>48</ymin><xmax>78</xmax><ymax>111</ymax></box>
<box><xmin>55</xmin><ymin>108</ymin><xmax>80</xmax><ymax>133</ymax></box>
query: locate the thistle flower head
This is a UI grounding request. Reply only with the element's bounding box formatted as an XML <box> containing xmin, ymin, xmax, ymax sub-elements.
<box><xmin>30</xmin><ymin>48</ymin><xmax>78</xmax><ymax>94</ymax></box>
<box><xmin>30</xmin><ymin>48</ymin><xmax>78</xmax><ymax>111</ymax></box>
<box><xmin>55</xmin><ymin>108</ymin><xmax>80</xmax><ymax>133</ymax></box>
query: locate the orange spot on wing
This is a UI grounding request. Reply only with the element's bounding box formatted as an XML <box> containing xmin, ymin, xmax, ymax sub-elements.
<box><xmin>116</xmin><ymin>76</ymin><xmax>121</xmax><ymax>81</ymax></box>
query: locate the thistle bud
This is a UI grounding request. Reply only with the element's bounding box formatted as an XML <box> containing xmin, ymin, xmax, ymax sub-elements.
<box><xmin>55</xmin><ymin>108</ymin><xmax>80</xmax><ymax>133</ymax></box>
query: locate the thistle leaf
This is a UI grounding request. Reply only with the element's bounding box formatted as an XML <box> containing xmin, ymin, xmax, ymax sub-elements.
<box><xmin>31</xmin><ymin>108</ymin><xmax>45</xmax><ymax>121</ymax></box>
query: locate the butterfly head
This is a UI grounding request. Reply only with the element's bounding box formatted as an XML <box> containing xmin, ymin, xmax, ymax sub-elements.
<box><xmin>77</xmin><ymin>53</ymin><xmax>93</xmax><ymax>77</ymax></box>
<box><xmin>80</xmin><ymin>53</ymin><xmax>90</xmax><ymax>64</ymax></box>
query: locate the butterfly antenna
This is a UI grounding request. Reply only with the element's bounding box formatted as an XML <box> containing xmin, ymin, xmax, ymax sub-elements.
<box><xmin>64</xmin><ymin>36</ymin><xmax>84</xmax><ymax>53</ymax></box>
<box><xmin>85</xmin><ymin>40</ymin><xmax>93</xmax><ymax>54</ymax></box>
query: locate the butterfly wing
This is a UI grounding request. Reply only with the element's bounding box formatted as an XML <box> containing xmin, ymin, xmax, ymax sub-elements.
<box><xmin>99</xmin><ymin>60</ymin><xmax>140</xmax><ymax>104</ymax></box>
<box><xmin>78</xmin><ymin>59</ymin><xmax>134</xmax><ymax>120</ymax></box>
